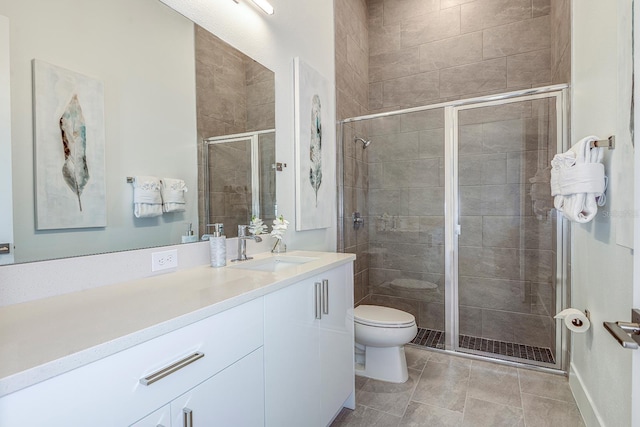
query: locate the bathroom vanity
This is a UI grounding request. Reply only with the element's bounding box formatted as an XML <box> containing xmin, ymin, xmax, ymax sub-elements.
<box><xmin>0</xmin><ymin>251</ymin><xmax>355</xmax><ymax>426</ymax></box>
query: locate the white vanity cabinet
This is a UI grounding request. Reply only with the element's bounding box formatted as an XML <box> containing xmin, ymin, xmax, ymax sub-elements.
<box><xmin>170</xmin><ymin>348</ymin><xmax>264</xmax><ymax>427</ymax></box>
<box><xmin>264</xmin><ymin>262</ymin><xmax>355</xmax><ymax>427</ymax></box>
<box><xmin>0</xmin><ymin>298</ymin><xmax>264</xmax><ymax>427</ymax></box>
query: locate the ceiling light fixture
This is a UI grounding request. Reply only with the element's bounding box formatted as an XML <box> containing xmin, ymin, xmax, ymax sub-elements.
<box><xmin>251</xmin><ymin>0</ymin><xmax>274</xmax><ymax>15</ymax></box>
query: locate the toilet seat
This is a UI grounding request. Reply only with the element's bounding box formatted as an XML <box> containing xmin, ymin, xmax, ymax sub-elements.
<box><xmin>354</xmin><ymin>305</ymin><xmax>415</xmax><ymax>328</ymax></box>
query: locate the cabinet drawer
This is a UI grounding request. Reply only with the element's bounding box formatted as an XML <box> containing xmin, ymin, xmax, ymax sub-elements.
<box><xmin>0</xmin><ymin>297</ymin><xmax>264</xmax><ymax>427</ymax></box>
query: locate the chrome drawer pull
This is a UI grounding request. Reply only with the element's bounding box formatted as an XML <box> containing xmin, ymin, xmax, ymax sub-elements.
<box><xmin>183</xmin><ymin>408</ymin><xmax>193</xmax><ymax>427</ymax></box>
<box><xmin>140</xmin><ymin>352</ymin><xmax>205</xmax><ymax>386</ymax></box>
<box><xmin>322</xmin><ymin>279</ymin><xmax>329</xmax><ymax>315</ymax></box>
<box><xmin>315</xmin><ymin>282</ymin><xmax>322</xmax><ymax>319</ymax></box>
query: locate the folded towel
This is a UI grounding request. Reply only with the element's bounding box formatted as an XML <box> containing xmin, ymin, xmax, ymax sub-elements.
<box><xmin>161</xmin><ymin>178</ymin><xmax>187</xmax><ymax>213</ymax></box>
<box><xmin>550</xmin><ymin>136</ymin><xmax>607</xmax><ymax>223</ymax></box>
<box><xmin>133</xmin><ymin>176</ymin><xmax>163</xmax><ymax>218</ymax></box>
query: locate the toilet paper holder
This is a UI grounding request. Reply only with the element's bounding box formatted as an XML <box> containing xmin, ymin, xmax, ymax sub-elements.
<box><xmin>571</xmin><ymin>309</ymin><xmax>590</xmax><ymax>327</ymax></box>
<box><xmin>603</xmin><ymin>309</ymin><xmax>640</xmax><ymax>350</ymax></box>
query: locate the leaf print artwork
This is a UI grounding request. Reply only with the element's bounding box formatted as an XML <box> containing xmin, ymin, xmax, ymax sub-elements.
<box><xmin>309</xmin><ymin>94</ymin><xmax>322</xmax><ymax>206</ymax></box>
<box><xmin>60</xmin><ymin>94</ymin><xmax>90</xmax><ymax>211</ymax></box>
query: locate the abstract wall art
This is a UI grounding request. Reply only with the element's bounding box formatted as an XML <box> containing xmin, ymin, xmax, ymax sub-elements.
<box><xmin>294</xmin><ymin>57</ymin><xmax>332</xmax><ymax>231</ymax></box>
<box><xmin>33</xmin><ymin>60</ymin><xmax>106</xmax><ymax>230</ymax></box>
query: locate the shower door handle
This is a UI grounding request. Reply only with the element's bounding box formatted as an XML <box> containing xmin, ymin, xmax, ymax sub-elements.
<box><xmin>603</xmin><ymin>309</ymin><xmax>640</xmax><ymax>349</ymax></box>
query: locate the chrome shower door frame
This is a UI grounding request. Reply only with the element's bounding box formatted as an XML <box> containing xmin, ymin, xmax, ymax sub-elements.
<box><xmin>444</xmin><ymin>88</ymin><xmax>569</xmax><ymax>370</ymax></box>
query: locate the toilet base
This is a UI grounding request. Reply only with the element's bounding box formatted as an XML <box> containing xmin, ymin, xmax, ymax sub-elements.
<box><xmin>354</xmin><ymin>344</ymin><xmax>409</xmax><ymax>383</ymax></box>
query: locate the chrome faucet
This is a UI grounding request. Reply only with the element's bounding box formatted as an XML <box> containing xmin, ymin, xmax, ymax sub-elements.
<box><xmin>232</xmin><ymin>225</ymin><xmax>263</xmax><ymax>262</ymax></box>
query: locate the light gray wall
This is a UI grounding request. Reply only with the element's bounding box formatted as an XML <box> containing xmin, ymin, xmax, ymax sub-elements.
<box><xmin>571</xmin><ymin>1</ymin><xmax>634</xmax><ymax>426</ymax></box>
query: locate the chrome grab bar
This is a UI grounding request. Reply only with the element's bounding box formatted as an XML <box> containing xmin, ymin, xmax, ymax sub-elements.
<box><xmin>140</xmin><ymin>352</ymin><xmax>205</xmax><ymax>386</ymax></box>
<box><xmin>603</xmin><ymin>309</ymin><xmax>640</xmax><ymax>350</ymax></box>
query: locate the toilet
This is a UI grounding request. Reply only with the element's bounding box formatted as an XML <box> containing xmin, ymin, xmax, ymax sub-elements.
<box><xmin>354</xmin><ymin>305</ymin><xmax>418</xmax><ymax>383</ymax></box>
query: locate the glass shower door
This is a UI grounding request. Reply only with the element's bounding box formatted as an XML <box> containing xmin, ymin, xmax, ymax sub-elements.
<box><xmin>451</xmin><ymin>94</ymin><xmax>565</xmax><ymax>368</ymax></box>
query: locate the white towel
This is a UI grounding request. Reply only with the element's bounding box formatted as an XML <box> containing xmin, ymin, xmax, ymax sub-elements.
<box><xmin>161</xmin><ymin>178</ymin><xmax>187</xmax><ymax>213</ymax></box>
<box><xmin>550</xmin><ymin>136</ymin><xmax>607</xmax><ymax>223</ymax></box>
<box><xmin>133</xmin><ymin>176</ymin><xmax>163</xmax><ymax>218</ymax></box>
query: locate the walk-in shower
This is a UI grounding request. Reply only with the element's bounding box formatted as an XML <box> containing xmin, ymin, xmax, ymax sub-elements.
<box><xmin>338</xmin><ymin>85</ymin><xmax>569</xmax><ymax>370</ymax></box>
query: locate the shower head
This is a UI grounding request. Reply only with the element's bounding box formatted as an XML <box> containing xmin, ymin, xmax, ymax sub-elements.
<box><xmin>354</xmin><ymin>136</ymin><xmax>371</xmax><ymax>149</ymax></box>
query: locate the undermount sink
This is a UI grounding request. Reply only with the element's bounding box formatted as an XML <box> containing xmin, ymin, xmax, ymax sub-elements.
<box><xmin>229</xmin><ymin>255</ymin><xmax>318</xmax><ymax>272</ymax></box>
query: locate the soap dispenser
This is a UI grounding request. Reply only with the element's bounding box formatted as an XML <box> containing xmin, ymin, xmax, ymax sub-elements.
<box><xmin>209</xmin><ymin>223</ymin><xmax>226</xmax><ymax>268</ymax></box>
<box><xmin>181</xmin><ymin>223</ymin><xmax>198</xmax><ymax>244</ymax></box>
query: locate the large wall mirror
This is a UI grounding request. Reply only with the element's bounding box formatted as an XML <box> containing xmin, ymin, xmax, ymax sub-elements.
<box><xmin>0</xmin><ymin>0</ymin><xmax>275</xmax><ymax>265</ymax></box>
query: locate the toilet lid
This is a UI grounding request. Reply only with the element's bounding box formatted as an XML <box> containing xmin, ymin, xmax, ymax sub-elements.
<box><xmin>354</xmin><ymin>305</ymin><xmax>415</xmax><ymax>327</ymax></box>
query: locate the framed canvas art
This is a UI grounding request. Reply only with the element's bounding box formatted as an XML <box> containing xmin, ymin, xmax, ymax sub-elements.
<box><xmin>33</xmin><ymin>60</ymin><xmax>106</xmax><ymax>230</ymax></box>
<box><xmin>294</xmin><ymin>57</ymin><xmax>332</xmax><ymax>231</ymax></box>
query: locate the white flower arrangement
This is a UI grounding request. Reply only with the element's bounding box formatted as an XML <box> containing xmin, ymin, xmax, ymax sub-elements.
<box><xmin>270</xmin><ymin>215</ymin><xmax>289</xmax><ymax>253</ymax></box>
<box><xmin>270</xmin><ymin>215</ymin><xmax>289</xmax><ymax>241</ymax></box>
<box><xmin>249</xmin><ymin>215</ymin><xmax>267</xmax><ymax>235</ymax></box>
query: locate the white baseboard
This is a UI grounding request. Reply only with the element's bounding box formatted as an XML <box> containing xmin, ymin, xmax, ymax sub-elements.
<box><xmin>569</xmin><ymin>362</ymin><xmax>605</xmax><ymax>427</ymax></box>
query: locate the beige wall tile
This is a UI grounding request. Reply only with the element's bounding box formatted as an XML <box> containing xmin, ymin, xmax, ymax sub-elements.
<box><xmin>440</xmin><ymin>58</ymin><xmax>507</xmax><ymax>98</ymax></box>
<box><xmin>461</xmin><ymin>0</ymin><xmax>531</xmax><ymax>33</ymax></box>
<box><xmin>507</xmin><ymin>49</ymin><xmax>552</xmax><ymax>88</ymax></box>
<box><xmin>459</xmin><ymin>276</ymin><xmax>532</xmax><ymax>313</ymax></box>
<box><xmin>533</xmin><ymin>0</ymin><xmax>551</xmax><ymax>17</ymax></box>
<box><xmin>383</xmin><ymin>0</ymin><xmax>439</xmax><ymax>25</ymax></box>
<box><xmin>400</xmin><ymin>109</ymin><xmax>445</xmax><ymax>132</ymax></box>
<box><xmin>401</xmin><ymin>6</ymin><xmax>461</xmax><ymax>48</ymax></box>
<box><xmin>441</xmin><ymin>0</ymin><xmax>476</xmax><ymax>9</ymax></box>
<box><xmin>368</xmin><ymin>82</ymin><xmax>383</xmax><ymax>111</ymax></box>
<box><xmin>369</xmin><ymin>48</ymin><xmax>420</xmax><ymax>82</ymax></box>
<box><xmin>483</xmin><ymin>16</ymin><xmax>551</xmax><ymax>59</ymax></box>
<box><xmin>409</xmin><ymin>187</ymin><xmax>445</xmax><ymax>216</ymax></box>
<box><xmin>383</xmin><ymin>71</ymin><xmax>440</xmax><ymax>107</ymax></box>
<box><xmin>419</xmin><ymin>32</ymin><xmax>483</xmax><ymax>72</ymax></box>
<box><xmin>368</xmin><ymin>19</ymin><xmax>401</xmax><ymax>55</ymax></box>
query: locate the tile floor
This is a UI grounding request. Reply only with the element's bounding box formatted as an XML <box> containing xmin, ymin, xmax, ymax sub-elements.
<box><xmin>331</xmin><ymin>346</ymin><xmax>585</xmax><ymax>427</ymax></box>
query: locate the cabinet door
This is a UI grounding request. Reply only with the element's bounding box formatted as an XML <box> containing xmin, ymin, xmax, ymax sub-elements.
<box><xmin>171</xmin><ymin>347</ymin><xmax>264</xmax><ymax>427</ymax></box>
<box><xmin>130</xmin><ymin>405</ymin><xmax>171</xmax><ymax>427</ymax></box>
<box><xmin>264</xmin><ymin>277</ymin><xmax>321</xmax><ymax>426</ymax></box>
<box><xmin>319</xmin><ymin>263</ymin><xmax>355</xmax><ymax>425</ymax></box>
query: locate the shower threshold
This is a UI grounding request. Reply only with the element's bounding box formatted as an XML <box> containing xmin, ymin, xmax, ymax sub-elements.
<box><xmin>410</xmin><ymin>327</ymin><xmax>555</xmax><ymax>365</ymax></box>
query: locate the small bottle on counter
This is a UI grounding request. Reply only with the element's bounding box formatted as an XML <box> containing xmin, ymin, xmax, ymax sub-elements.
<box><xmin>181</xmin><ymin>223</ymin><xmax>198</xmax><ymax>243</ymax></box>
<box><xmin>209</xmin><ymin>223</ymin><xmax>226</xmax><ymax>268</ymax></box>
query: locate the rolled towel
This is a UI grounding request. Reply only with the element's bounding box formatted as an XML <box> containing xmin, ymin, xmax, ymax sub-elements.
<box><xmin>161</xmin><ymin>178</ymin><xmax>187</xmax><ymax>213</ymax></box>
<box><xmin>133</xmin><ymin>176</ymin><xmax>163</xmax><ymax>218</ymax></box>
<box><xmin>550</xmin><ymin>136</ymin><xmax>607</xmax><ymax>223</ymax></box>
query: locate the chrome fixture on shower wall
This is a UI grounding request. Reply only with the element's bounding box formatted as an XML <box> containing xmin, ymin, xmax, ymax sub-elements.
<box><xmin>354</xmin><ymin>136</ymin><xmax>371</xmax><ymax>149</ymax></box>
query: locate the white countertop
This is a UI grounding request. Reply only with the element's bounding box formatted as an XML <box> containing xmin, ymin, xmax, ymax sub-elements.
<box><xmin>0</xmin><ymin>251</ymin><xmax>355</xmax><ymax>397</ymax></box>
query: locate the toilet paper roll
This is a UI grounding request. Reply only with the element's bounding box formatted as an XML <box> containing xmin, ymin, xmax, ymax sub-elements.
<box><xmin>554</xmin><ymin>308</ymin><xmax>590</xmax><ymax>333</ymax></box>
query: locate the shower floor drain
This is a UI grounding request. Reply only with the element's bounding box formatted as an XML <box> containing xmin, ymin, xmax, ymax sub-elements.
<box><xmin>410</xmin><ymin>327</ymin><xmax>556</xmax><ymax>364</ymax></box>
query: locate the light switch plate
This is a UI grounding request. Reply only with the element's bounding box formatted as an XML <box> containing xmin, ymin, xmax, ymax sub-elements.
<box><xmin>152</xmin><ymin>249</ymin><xmax>178</xmax><ymax>272</ymax></box>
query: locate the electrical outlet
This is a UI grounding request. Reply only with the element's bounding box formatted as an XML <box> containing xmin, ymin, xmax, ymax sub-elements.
<box><xmin>152</xmin><ymin>249</ymin><xmax>178</xmax><ymax>272</ymax></box>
